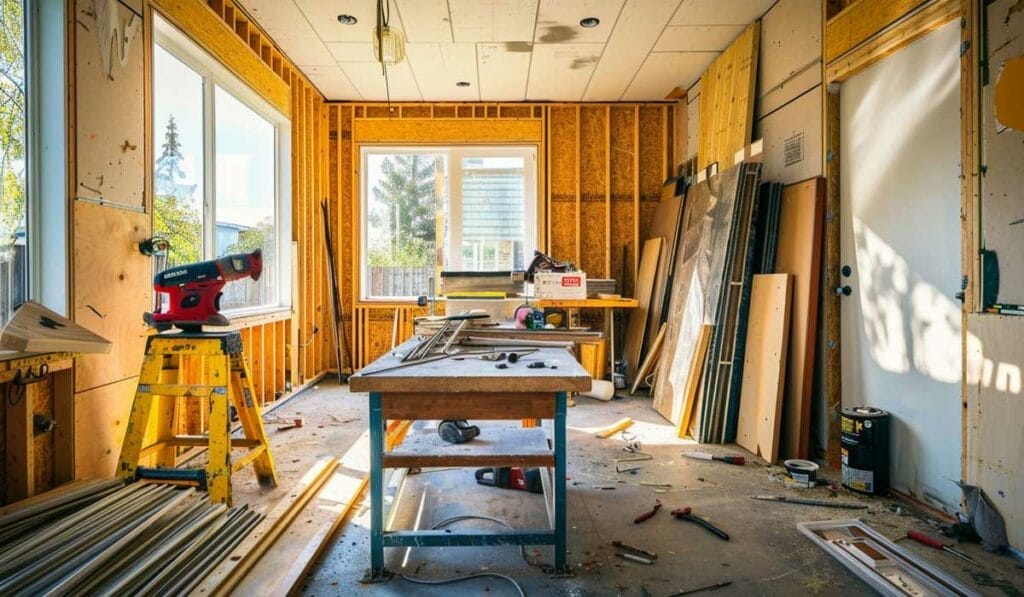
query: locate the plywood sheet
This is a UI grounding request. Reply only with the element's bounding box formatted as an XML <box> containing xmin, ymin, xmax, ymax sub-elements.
<box><xmin>0</xmin><ymin>301</ymin><xmax>111</xmax><ymax>354</ymax></box>
<box><xmin>624</xmin><ymin>238</ymin><xmax>662</xmax><ymax>382</ymax></box>
<box><xmin>775</xmin><ymin>178</ymin><xmax>824</xmax><ymax>459</ymax></box>
<box><xmin>698</xmin><ymin>22</ymin><xmax>760</xmax><ymax>170</ymax></box>
<box><xmin>736</xmin><ymin>274</ymin><xmax>792</xmax><ymax>462</ymax></box>
<box><xmin>678</xmin><ymin>323</ymin><xmax>712</xmax><ymax>438</ymax></box>
<box><xmin>644</xmin><ymin>188</ymin><xmax>684</xmax><ymax>356</ymax></box>
<box><xmin>73</xmin><ymin>377</ymin><xmax>138</xmax><ymax>479</ymax></box>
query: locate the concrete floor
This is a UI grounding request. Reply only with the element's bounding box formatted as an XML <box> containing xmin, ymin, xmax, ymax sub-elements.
<box><xmin>231</xmin><ymin>379</ymin><xmax>1024</xmax><ymax>596</ymax></box>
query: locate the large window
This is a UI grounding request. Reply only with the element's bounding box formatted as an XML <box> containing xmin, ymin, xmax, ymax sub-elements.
<box><xmin>0</xmin><ymin>0</ymin><xmax>27</xmax><ymax>324</ymax></box>
<box><xmin>361</xmin><ymin>146</ymin><xmax>537</xmax><ymax>300</ymax></box>
<box><xmin>153</xmin><ymin>15</ymin><xmax>290</xmax><ymax>314</ymax></box>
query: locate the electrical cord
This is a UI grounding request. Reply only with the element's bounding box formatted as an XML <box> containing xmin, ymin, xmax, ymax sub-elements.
<box><xmin>397</xmin><ymin>514</ymin><xmax>542</xmax><ymax>596</ymax></box>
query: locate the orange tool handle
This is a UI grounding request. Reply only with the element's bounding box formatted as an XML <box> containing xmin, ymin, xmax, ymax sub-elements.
<box><xmin>907</xmin><ymin>529</ymin><xmax>945</xmax><ymax>550</ymax></box>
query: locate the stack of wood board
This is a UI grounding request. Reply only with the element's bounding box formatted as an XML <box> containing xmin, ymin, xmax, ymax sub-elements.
<box><xmin>0</xmin><ymin>301</ymin><xmax>111</xmax><ymax>354</ymax></box>
<box><xmin>623</xmin><ymin>238</ymin><xmax>662</xmax><ymax>383</ymax></box>
<box><xmin>755</xmin><ymin>183</ymin><xmax>783</xmax><ymax>274</ymax></box>
<box><xmin>699</xmin><ymin>162</ymin><xmax>763</xmax><ymax>443</ymax></box>
<box><xmin>643</xmin><ymin>179</ymin><xmax>686</xmax><ymax>358</ymax></box>
<box><xmin>735</xmin><ymin>274</ymin><xmax>792</xmax><ymax>462</ymax></box>
<box><xmin>775</xmin><ymin>178</ymin><xmax>825</xmax><ymax>460</ymax></box>
<box><xmin>653</xmin><ymin>163</ymin><xmax>747</xmax><ymax>424</ymax></box>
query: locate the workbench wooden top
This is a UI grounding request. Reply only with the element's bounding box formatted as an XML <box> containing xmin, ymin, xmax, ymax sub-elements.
<box><xmin>349</xmin><ymin>339</ymin><xmax>592</xmax><ymax>394</ymax></box>
<box><xmin>535</xmin><ymin>298</ymin><xmax>639</xmax><ymax>308</ymax></box>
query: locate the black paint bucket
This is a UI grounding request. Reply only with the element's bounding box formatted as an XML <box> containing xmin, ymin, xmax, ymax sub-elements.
<box><xmin>841</xmin><ymin>406</ymin><xmax>890</xmax><ymax>495</ymax></box>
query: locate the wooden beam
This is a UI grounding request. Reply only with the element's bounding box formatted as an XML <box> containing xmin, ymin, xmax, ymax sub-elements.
<box><xmin>824</xmin><ymin>87</ymin><xmax>842</xmax><ymax>467</ymax></box>
<box><xmin>5</xmin><ymin>381</ymin><xmax>35</xmax><ymax>501</ymax></box>
<box><xmin>825</xmin><ymin>0</ymin><xmax>929</xmax><ymax>62</ymax></box>
<box><xmin>825</xmin><ymin>0</ymin><xmax>959</xmax><ymax>82</ymax></box>
<box><xmin>53</xmin><ymin>368</ymin><xmax>75</xmax><ymax>484</ymax></box>
<box><xmin>351</xmin><ymin>118</ymin><xmax>543</xmax><ymax>144</ymax></box>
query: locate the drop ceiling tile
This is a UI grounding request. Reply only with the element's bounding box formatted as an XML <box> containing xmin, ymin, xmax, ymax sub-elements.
<box><xmin>526</xmin><ymin>43</ymin><xmax>604</xmax><ymax>101</ymax></box>
<box><xmin>294</xmin><ymin>0</ymin><xmax>407</xmax><ymax>44</ymax></box>
<box><xmin>621</xmin><ymin>51</ymin><xmax>717</xmax><ymax>101</ymax></box>
<box><xmin>304</xmin><ymin>66</ymin><xmax>361</xmax><ymax>100</ymax></box>
<box><xmin>583</xmin><ymin>0</ymin><xmax>681</xmax><ymax>101</ymax></box>
<box><xmin>395</xmin><ymin>0</ymin><xmax>452</xmax><ymax>42</ymax></box>
<box><xmin>237</xmin><ymin>0</ymin><xmax>307</xmax><ymax>31</ymax></box>
<box><xmin>534</xmin><ymin>0</ymin><xmax>625</xmax><ymax>43</ymax></box>
<box><xmin>449</xmin><ymin>0</ymin><xmax>538</xmax><ymax>42</ymax></box>
<box><xmin>669</xmin><ymin>0</ymin><xmax>775</xmax><ymax>25</ymax></box>
<box><xmin>654</xmin><ymin>24</ymin><xmax>748</xmax><ymax>52</ymax></box>
<box><xmin>276</xmin><ymin>37</ymin><xmax>337</xmax><ymax>67</ymax></box>
<box><xmin>478</xmin><ymin>43</ymin><xmax>531</xmax><ymax>100</ymax></box>
<box><xmin>340</xmin><ymin>60</ymin><xmax>422</xmax><ymax>101</ymax></box>
<box><xmin>326</xmin><ymin>42</ymin><xmax>377</xmax><ymax>62</ymax></box>
<box><xmin>406</xmin><ymin>43</ymin><xmax>479</xmax><ymax>101</ymax></box>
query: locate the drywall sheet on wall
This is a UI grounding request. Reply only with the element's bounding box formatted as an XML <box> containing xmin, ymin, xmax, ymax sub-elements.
<box><xmin>965</xmin><ymin>314</ymin><xmax>1024</xmax><ymax>550</ymax></box>
<box><xmin>984</xmin><ymin>0</ymin><xmax>1024</xmax><ymax>305</ymax></box>
<box><xmin>755</xmin><ymin>87</ymin><xmax>823</xmax><ymax>184</ymax></box>
<box><xmin>840</xmin><ymin>22</ymin><xmax>962</xmax><ymax>511</ymax></box>
<box><xmin>75</xmin><ymin>0</ymin><xmax>146</xmax><ymax>210</ymax></box>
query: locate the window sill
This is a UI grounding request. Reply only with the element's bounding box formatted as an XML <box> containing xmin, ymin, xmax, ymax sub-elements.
<box><xmin>225</xmin><ymin>307</ymin><xmax>292</xmax><ymax>329</ymax></box>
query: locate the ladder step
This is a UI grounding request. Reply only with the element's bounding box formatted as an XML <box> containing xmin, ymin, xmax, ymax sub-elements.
<box><xmin>138</xmin><ymin>383</ymin><xmax>226</xmax><ymax>398</ymax></box>
<box><xmin>231</xmin><ymin>445</ymin><xmax>268</xmax><ymax>472</ymax></box>
<box><xmin>139</xmin><ymin>437</ymin><xmax>263</xmax><ymax>458</ymax></box>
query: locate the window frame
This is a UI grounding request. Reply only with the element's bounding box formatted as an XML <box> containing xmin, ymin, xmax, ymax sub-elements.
<box><xmin>359</xmin><ymin>145</ymin><xmax>538</xmax><ymax>302</ymax></box>
<box><xmin>152</xmin><ymin>14</ymin><xmax>292</xmax><ymax>317</ymax></box>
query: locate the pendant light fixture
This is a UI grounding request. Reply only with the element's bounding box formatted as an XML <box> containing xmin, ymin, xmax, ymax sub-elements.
<box><xmin>374</xmin><ymin>0</ymin><xmax>406</xmax><ymax>67</ymax></box>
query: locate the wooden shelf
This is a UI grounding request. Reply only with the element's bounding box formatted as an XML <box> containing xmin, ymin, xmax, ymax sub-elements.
<box><xmin>382</xmin><ymin>425</ymin><xmax>553</xmax><ymax>469</ymax></box>
<box><xmin>535</xmin><ymin>298</ymin><xmax>639</xmax><ymax>309</ymax></box>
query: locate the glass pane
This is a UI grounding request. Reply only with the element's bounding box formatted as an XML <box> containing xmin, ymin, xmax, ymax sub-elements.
<box><xmin>364</xmin><ymin>153</ymin><xmax>443</xmax><ymax>298</ymax></box>
<box><xmin>458</xmin><ymin>156</ymin><xmax>526</xmax><ymax>271</ymax></box>
<box><xmin>0</xmin><ymin>1</ymin><xmax>27</xmax><ymax>325</ymax></box>
<box><xmin>153</xmin><ymin>44</ymin><xmax>204</xmax><ymax>270</ymax></box>
<box><xmin>214</xmin><ymin>85</ymin><xmax>276</xmax><ymax>310</ymax></box>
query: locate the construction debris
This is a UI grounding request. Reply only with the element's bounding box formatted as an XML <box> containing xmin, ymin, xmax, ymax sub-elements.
<box><xmin>751</xmin><ymin>495</ymin><xmax>866</xmax><ymax>509</ymax></box>
<box><xmin>633</xmin><ymin>499</ymin><xmax>662</xmax><ymax>524</ymax></box>
<box><xmin>595</xmin><ymin>417</ymin><xmax>635</xmax><ymax>438</ymax></box>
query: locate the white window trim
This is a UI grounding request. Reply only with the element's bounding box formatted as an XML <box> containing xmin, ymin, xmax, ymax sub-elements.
<box><xmin>153</xmin><ymin>14</ymin><xmax>292</xmax><ymax>316</ymax></box>
<box><xmin>26</xmin><ymin>0</ymin><xmax>69</xmax><ymax>315</ymax></box>
<box><xmin>359</xmin><ymin>145</ymin><xmax>538</xmax><ymax>301</ymax></box>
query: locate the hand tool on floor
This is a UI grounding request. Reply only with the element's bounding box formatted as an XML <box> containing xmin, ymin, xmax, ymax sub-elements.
<box><xmin>611</xmin><ymin>541</ymin><xmax>657</xmax><ymax>560</ymax></box>
<box><xmin>145</xmin><ymin>249</ymin><xmax>262</xmax><ymax>331</ymax></box>
<box><xmin>634</xmin><ymin>499</ymin><xmax>662</xmax><ymax>524</ymax></box>
<box><xmin>683</xmin><ymin>451</ymin><xmax>745</xmax><ymax>465</ymax></box>
<box><xmin>906</xmin><ymin>529</ymin><xmax>980</xmax><ymax>566</ymax></box>
<box><xmin>751</xmin><ymin>495</ymin><xmax>867</xmax><ymax>509</ymax></box>
<box><xmin>615</xmin><ymin>552</ymin><xmax>653</xmax><ymax>565</ymax></box>
<box><xmin>668</xmin><ymin>580</ymin><xmax>732</xmax><ymax>596</ymax></box>
<box><xmin>474</xmin><ymin>467</ymin><xmax>543</xmax><ymax>494</ymax></box>
<box><xmin>670</xmin><ymin>507</ymin><xmax>729</xmax><ymax>541</ymax></box>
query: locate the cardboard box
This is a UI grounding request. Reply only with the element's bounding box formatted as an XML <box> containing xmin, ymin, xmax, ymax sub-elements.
<box><xmin>534</xmin><ymin>272</ymin><xmax>587</xmax><ymax>299</ymax></box>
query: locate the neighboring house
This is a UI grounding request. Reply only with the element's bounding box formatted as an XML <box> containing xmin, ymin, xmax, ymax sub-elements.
<box><xmin>460</xmin><ymin>169</ymin><xmax>525</xmax><ymax>271</ymax></box>
<box><xmin>215</xmin><ymin>221</ymin><xmax>252</xmax><ymax>256</ymax></box>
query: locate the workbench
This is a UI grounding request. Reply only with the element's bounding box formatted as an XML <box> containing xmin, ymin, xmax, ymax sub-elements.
<box><xmin>349</xmin><ymin>340</ymin><xmax>592</xmax><ymax>581</ymax></box>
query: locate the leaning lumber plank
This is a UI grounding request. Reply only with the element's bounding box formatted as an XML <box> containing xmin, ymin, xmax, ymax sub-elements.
<box><xmin>193</xmin><ymin>457</ymin><xmax>339</xmax><ymax>595</ymax></box>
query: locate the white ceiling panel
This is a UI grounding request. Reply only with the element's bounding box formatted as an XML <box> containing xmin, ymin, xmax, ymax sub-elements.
<box><xmin>340</xmin><ymin>60</ymin><xmax>422</xmax><ymax>101</ymax></box>
<box><xmin>449</xmin><ymin>0</ymin><xmax>538</xmax><ymax>43</ymax></box>
<box><xmin>394</xmin><ymin>0</ymin><xmax>453</xmax><ymax>43</ymax></box>
<box><xmin>526</xmin><ymin>43</ymin><xmax>603</xmax><ymax>100</ymax></box>
<box><xmin>582</xmin><ymin>0</ymin><xmax>680</xmax><ymax>101</ymax></box>
<box><xmin>534</xmin><ymin>0</ymin><xmax>625</xmax><ymax>43</ymax></box>
<box><xmin>669</xmin><ymin>0</ymin><xmax>776</xmax><ymax>26</ymax></box>
<box><xmin>293</xmin><ymin>0</ymin><xmax>406</xmax><ymax>44</ymax></box>
<box><xmin>621</xmin><ymin>51</ymin><xmax>717</xmax><ymax>101</ymax></box>
<box><xmin>238</xmin><ymin>0</ymin><xmax>307</xmax><ymax>31</ymax></box>
<box><xmin>654</xmin><ymin>24</ymin><xmax>747</xmax><ymax>52</ymax></box>
<box><xmin>304</xmin><ymin>66</ymin><xmax>361</xmax><ymax>99</ymax></box>
<box><xmin>406</xmin><ymin>44</ymin><xmax>479</xmax><ymax>101</ymax></box>
<box><xmin>326</xmin><ymin>42</ymin><xmax>377</xmax><ymax>62</ymax></box>
<box><xmin>478</xmin><ymin>43</ymin><xmax>531</xmax><ymax>100</ymax></box>
<box><xmin>275</xmin><ymin>37</ymin><xmax>336</xmax><ymax>67</ymax></box>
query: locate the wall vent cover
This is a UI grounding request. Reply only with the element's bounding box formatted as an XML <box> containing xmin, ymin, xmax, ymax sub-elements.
<box><xmin>784</xmin><ymin>132</ymin><xmax>804</xmax><ymax>167</ymax></box>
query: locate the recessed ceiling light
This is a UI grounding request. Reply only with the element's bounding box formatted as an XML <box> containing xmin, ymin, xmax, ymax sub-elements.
<box><xmin>337</xmin><ymin>14</ymin><xmax>358</xmax><ymax>25</ymax></box>
<box><xmin>580</xmin><ymin>17</ymin><xmax>600</xmax><ymax>28</ymax></box>
<box><xmin>456</xmin><ymin>81</ymin><xmax>471</xmax><ymax>87</ymax></box>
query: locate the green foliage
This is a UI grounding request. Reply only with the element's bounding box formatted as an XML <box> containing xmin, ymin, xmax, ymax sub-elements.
<box><xmin>0</xmin><ymin>0</ymin><xmax>26</xmax><ymax>248</ymax></box>
<box><xmin>153</xmin><ymin>114</ymin><xmax>201</xmax><ymax>265</ymax></box>
<box><xmin>225</xmin><ymin>217</ymin><xmax>273</xmax><ymax>256</ymax></box>
<box><xmin>369</xmin><ymin>154</ymin><xmax>438</xmax><ymax>266</ymax></box>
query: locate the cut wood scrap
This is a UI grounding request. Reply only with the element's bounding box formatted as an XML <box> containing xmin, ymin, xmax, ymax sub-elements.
<box><xmin>194</xmin><ymin>457</ymin><xmax>340</xmax><ymax>595</ymax></box>
<box><xmin>232</xmin><ymin>421</ymin><xmax>413</xmax><ymax>596</ymax></box>
<box><xmin>624</xmin><ymin>237</ymin><xmax>662</xmax><ymax>385</ymax></box>
<box><xmin>677</xmin><ymin>325</ymin><xmax>712</xmax><ymax>439</ymax></box>
<box><xmin>0</xmin><ymin>300</ymin><xmax>111</xmax><ymax>354</ymax></box>
<box><xmin>596</xmin><ymin>417</ymin><xmax>634</xmax><ymax>438</ymax></box>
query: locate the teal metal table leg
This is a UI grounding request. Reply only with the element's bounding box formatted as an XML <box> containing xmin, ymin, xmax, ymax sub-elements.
<box><xmin>361</xmin><ymin>391</ymin><xmax>392</xmax><ymax>583</ymax></box>
<box><xmin>553</xmin><ymin>390</ymin><xmax>571</xmax><ymax>575</ymax></box>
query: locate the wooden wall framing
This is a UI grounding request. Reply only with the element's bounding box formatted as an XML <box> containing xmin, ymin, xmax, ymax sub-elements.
<box><xmin>820</xmin><ymin>0</ymin><xmax>963</xmax><ymax>466</ymax></box>
<box><xmin>328</xmin><ymin>102</ymin><xmax>673</xmax><ymax>368</ymax></box>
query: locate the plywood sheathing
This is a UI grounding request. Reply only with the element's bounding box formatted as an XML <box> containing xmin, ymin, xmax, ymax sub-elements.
<box><xmin>698</xmin><ymin>23</ymin><xmax>761</xmax><ymax>171</ymax></box>
<box><xmin>579</xmin><ymin>106</ymin><xmax>609</xmax><ymax>279</ymax></box>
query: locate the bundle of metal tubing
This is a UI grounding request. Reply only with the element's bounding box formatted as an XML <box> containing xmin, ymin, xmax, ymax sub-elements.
<box><xmin>0</xmin><ymin>481</ymin><xmax>262</xmax><ymax>595</ymax></box>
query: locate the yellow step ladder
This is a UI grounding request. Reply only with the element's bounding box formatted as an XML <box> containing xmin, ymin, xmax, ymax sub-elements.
<box><xmin>116</xmin><ymin>331</ymin><xmax>278</xmax><ymax>504</ymax></box>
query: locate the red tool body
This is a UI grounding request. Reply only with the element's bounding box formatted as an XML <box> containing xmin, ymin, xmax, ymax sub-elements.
<box><xmin>906</xmin><ymin>530</ymin><xmax>980</xmax><ymax>566</ymax></box>
<box><xmin>146</xmin><ymin>250</ymin><xmax>263</xmax><ymax>331</ymax></box>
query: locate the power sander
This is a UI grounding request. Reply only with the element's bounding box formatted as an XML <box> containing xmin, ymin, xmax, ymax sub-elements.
<box><xmin>145</xmin><ymin>250</ymin><xmax>263</xmax><ymax>332</ymax></box>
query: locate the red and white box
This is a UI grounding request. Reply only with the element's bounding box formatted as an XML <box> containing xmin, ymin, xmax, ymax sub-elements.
<box><xmin>533</xmin><ymin>272</ymin><xmax>587</xmax><ymax>299</ymax></box>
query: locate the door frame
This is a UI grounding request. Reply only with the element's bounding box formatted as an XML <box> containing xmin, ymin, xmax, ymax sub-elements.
<box><xmin>819</xmin><ymin>0</ymin><xmax>969</xmax><ymax>468</ymax></box>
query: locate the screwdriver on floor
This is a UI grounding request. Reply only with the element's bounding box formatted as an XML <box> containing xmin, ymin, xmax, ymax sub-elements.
<box><xmin>682</xmin><ymin>451</ymin><xmax>745</xmax><ymax>465</ymax></box>
<box><xmin>906</xmin><ymin>529</ymin><xmax>980</xmax><ymax>566</ymax></box>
